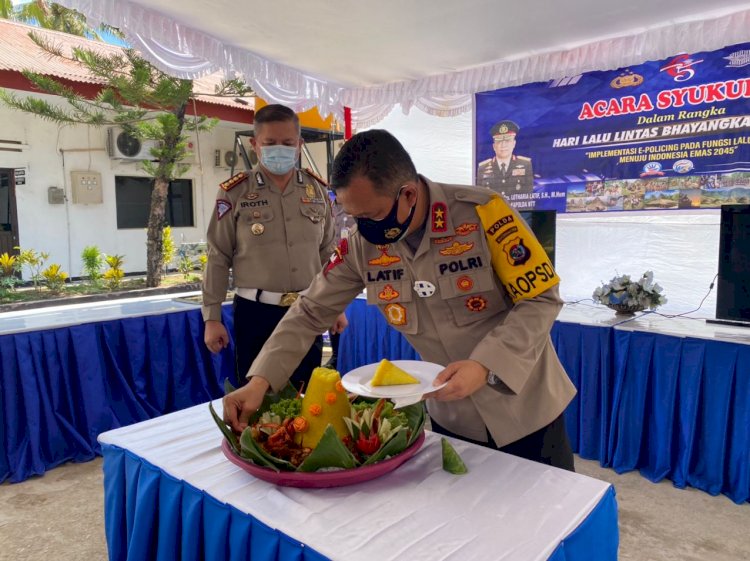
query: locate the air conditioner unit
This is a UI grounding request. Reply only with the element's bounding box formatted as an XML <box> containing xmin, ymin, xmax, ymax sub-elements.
<box><xmin>214</xmin><ymin>148</ymin><xmax>239</xmax><ymax>168</ymax></box>
<box><xmin>107</xmin><ymin>127</ymin><xmax>158</xmax><ymax>160</ymax></box>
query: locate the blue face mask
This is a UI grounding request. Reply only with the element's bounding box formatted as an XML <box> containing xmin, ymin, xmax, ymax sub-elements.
<box><xmin>260</xmin><ymin>145</ymin><xmax>298</xmax><ymax>175</ymax></box>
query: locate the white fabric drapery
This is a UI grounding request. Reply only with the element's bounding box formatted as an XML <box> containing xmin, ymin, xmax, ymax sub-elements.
<box><xmin>58</xmin><ymin>0</ymin><xmax>750</xmax><ymax>127</ymax></box>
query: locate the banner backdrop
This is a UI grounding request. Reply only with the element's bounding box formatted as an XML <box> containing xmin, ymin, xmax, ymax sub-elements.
<box><xmin>475</xmin><ymin>42</ymin><xmax>750</xmax><ymax>212</ymax></box>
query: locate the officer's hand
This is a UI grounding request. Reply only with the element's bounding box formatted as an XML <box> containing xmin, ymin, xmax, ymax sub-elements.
<box><xmin>424</xmin><ymin>360</ymin><xmax>489</xmax><ymax>401</ymax></box>
<box><xmin>204</xmin><ymin>320</ymin><xmax>229</xmax><ymax>354</ymax></box>
<box><xmin>223</xmin><ymin>376</ymin><xmax>270</xmax><ymax>433</ymax></box>
<box><xmin>330</xmin><ymin>313</ymin><xmax>349</xmax><ymax>334</ymax></box>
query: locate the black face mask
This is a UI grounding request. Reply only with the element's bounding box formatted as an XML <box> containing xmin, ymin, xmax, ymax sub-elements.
<box><xmin>355</xmin><ymin>187</ymin><xmax>416</xmax><ymax>245</ymax></box>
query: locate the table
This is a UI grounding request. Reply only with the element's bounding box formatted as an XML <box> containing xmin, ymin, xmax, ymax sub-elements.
<box><xmin>341</xmin><ymin>299</ymin><xmax>750</xmax><ymax>504</ymax></box>
<box><xmin>100</xmin><ymin>401</ymin><xmax>618</xmax><ymax>561</ymax></box>
<box><xmin>0</xmin><ymin>293</ymin><xmax>235</xmax><ymax>483</ymax></box>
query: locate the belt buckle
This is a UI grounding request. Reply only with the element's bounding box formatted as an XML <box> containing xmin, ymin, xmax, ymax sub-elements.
<box><xmin>279</xmin><ymin>292</ymin><xmax>299</xmax><ymax>307</ymax></box>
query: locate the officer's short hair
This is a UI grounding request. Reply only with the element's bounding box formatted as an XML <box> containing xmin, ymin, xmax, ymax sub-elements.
<box><xmin>254</xmin><ymin>104</ymin><xmax>300</xmax><ymax>134</ymax></box>
<box><xmin>331</xmin><ymin>130</ymin><xmax>418</xmax><ymax>195</ymax></box>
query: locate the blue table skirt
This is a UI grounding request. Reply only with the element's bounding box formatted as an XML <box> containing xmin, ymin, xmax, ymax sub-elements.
<box><xmin>0</xmin><ymin>307</ymin><xmax>236</xmax><ymax>483</ymax></box>
<box><xmin>102</xmin><ymin>442</ymin><xmax>618</xmax><ymax>561</ymax></box>
<box><xmin>341</xmin><ymin>299</ymin><xmax>750</xmax><ymax>504</ymax></box>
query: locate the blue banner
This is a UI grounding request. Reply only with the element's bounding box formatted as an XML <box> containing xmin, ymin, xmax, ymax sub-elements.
<box><xmin>475</xmin><ymin>43</ymin><xmax>750</xmax><ymax>212</ymax></box>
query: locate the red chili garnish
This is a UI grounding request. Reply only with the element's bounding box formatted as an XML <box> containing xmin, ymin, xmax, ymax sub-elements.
<box><xmin>356</xmin><ymin>432</ymin><xmax>381</xmax><ymax>455</ymax></box>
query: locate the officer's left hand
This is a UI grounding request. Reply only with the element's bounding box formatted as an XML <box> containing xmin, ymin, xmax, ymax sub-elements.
<box><xmin>329</xmin><ymin>312</ymin><xmax>349</xmax><ymax>334</ymax></box>
<box><xmin>424</xmin><ymin>360</ymin><xmax>489</xmax><ymax>401</ymax></box>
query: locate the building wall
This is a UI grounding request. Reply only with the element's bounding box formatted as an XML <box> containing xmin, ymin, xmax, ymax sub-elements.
<box><xmin>0</xmin><ymin>90</ymin><xmax>251</xmax><ymax>278</ymax></box>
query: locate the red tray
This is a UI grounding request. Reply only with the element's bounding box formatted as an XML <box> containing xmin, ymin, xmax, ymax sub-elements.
<box><xmin>221</xmin><ymin>431</ymin><xmax>426</xmax><ymax>488</ymax></box>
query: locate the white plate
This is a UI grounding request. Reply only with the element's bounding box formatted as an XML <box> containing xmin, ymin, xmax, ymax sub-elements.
<box><xmin>341</xmin><ymin>360</ymin><xmax>447</xmax><ymax>399</ymax></box>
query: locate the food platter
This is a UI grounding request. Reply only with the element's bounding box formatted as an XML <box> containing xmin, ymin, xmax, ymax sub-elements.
<box><xmin>221</xmin><ymin>432</ymin><xmax>426</xmax><ymax>488</ymax></box>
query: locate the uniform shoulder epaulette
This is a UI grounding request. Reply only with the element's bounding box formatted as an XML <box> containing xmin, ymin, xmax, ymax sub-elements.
<box><xmin>304</xmin><ymin>167</ymin><xmax>328</xmax><ymax>187</ymax></box>
<box><xmin>220</xmin><ymin>172</ymin><xmax>248</xmax><ymax>192</ymax></box>
<box><xmin>515</xmin><ymin>155</ymin><xmax>531</xmax><ymax>162</ymax></box>
<box><xmin>453</xmin><ymin>185</ymin><xmax>495</xmax><ymax>205</ymax></box>
<box><xmin>478</xmin><ymin>158</ymin><xmax>493</xmax><ymax>167</ymax></box>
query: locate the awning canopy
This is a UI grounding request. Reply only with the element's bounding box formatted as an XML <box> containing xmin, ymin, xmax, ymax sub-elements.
<box><xmin>58</xmin><ymin>0</ymin><xmax>750</xmax><ymax>126</ymax></box>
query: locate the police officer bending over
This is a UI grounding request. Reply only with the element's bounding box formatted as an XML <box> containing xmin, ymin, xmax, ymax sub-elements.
<box><xmin>223</xmin><ymin>129</ymin><xmax>576</xmax><ymax>470</ymax></box>
<box><xmin>202</xmin><ymin>104</ymin><xmax>347</xmax><ymax>388</ymax></box>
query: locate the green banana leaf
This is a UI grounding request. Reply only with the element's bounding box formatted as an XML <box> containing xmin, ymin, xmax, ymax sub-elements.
<box><xmin>363</xmin><ymin>428</ymin><xmax>408</xmax><ymax>466</ymax></box>
<box><xmin>297</xmin><ymin>425</ymin><xmax>358</xmax><ymax>472</ymax></box>
<box><xmin>208</xmin><ymin>401</ymin><xmax>240</xmax><ymax>454</ymax></box>
<box><xmin>441</xmin><ymin>437</ymin><xmax>468</xmax><ymax>475</ymax></box>
<box><xmin>400</xmin><ymin>402</ymin><xmax>427</xmax><ymax>447</ymax></box>
<box><xmin>239</xmin><ymin>428</ymin><xmax>282</xmax><ymax>472</ymax></box>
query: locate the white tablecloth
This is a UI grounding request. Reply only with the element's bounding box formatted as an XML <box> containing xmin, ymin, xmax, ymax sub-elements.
<box><xmin>99</xmin><ymin>401</ymin><xmax>614</xmax><ymax>561</ymax></box>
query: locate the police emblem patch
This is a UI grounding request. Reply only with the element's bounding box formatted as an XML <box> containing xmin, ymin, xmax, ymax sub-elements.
<box><xmin>384</xmin><ymin>303</ymin><xmax>407</xmax><ymax>326</ymax></box>
<box><xmin>216</xmin><ymin>199</ymin><xmax>232</xmax><ymax>220</ymax></box>
<box><xmin>439</xmin><ymin>241</ymin><xmax>474</xmax><ymax>257</ymax></box>
<box><xmin>465</xmin><ymin>296</ymin><xmax>487</xmax><ymax>312</ymax></box>
<box><xmin>456</xmin><ymin>275</ymin><xmax>474</xmax><ymax>291</ymax></box>
<box><xmin>246</xmin><ymin>192</ymin><xmax>260</xmax><ymax>200</ymax></box>
<box><xmin>413</xmin><ymin>281</ymin><xmax>436</xmax><ymax>297</ymax></box>
<box><xmin>384</xmin><ymin>227</ymin><xmax>403</xmax><ymax>240</ymax></box>
<box><xmin>251</xmin><ymin>223</ymin><xmax>265</xmax><ymax>235</ymax></box>
<box><xmin>502</xmin><ymin>236</ymin><xmax>531</xmax><ymax>266</ymax></box>
<box><xmin>455</xmin><ymin>223</ymin><xmax>479</xmax><ymax>236</ymax></box>
<box><xmin>378</xmin><ymin>284</ymin><xmax>400</xmax><ymax>301</ymax></box>
<box><xmin>305</xmin><ymin>184</ymin><xmax>316</xmax><ymax>199</ymax></box>
<box><xmin>368</xmin><ymin>246</ymin><xmax>401</xmax><ymax>267</ymax></box>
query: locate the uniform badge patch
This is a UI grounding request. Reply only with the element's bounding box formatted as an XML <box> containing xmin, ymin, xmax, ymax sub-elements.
<box><xmin>503</xmin><ymin>236</ymin><xmax>532</xmax><ymax>266</ymax></box>
<box><xmin>324</xmin><ymin>239</ymin><xmax>349</xmax><ymax>276</ymax></box>
<box><xmin>433</xmin><ymin>236</ymin><xmax>454</xmax><ymax>245</ymax></box>
<box><xmin>255</xmin><ymin>172</ymin><xmax>265</xmax><ymax>186</ymax></box>
<box><xmin>216</xmin><ymin>199</ymin><xmax>232</xmax><ymax>220</ymax></box>
<box><xmin>456</xmin><ymin>276</ymin><xmax>474</xmax><ymax>291</ymax></box>
<box><xmin>431</xmin><ymin>202</ymin><xmax>447</xmax><ymax>232</ymax></box>
<box><xmin>246</xmin><ymin>192</ymin><xmax>260</xmax><ymax>200</ymax></box>
<box><xmin>369</xmin><ymin>245</ymin><xmax>401</xmax><ymax>267</ymax></box>
<box><xmin>251</xmin><ymin>223</ymin><xmax>265</xmax><ymax>235</ymax></box>
<box><xmin>439</xmin><ymin>241</ymin><xmax>474</xmax><ymax>256</ymax></box>
<box><xmin>305</xmin><ymin>184</ymin><xmax>316</xmax><ymax>199</ymax></box>
<box><xmin>455</xmin><ymin>223</ymin><xmax>479</xmax><ymax>236</ymax></box>
<box><xmin>220</xmin><ymin>172</ymin><xmax>247</xmax><ymax>192</ymax></box>
<box><xmin>465</xmin><ymin>295</ymin><xmax>487</xmax><ymax>312</ymax></box>
<box><xmin>378</xmin><ymin>284</ymin><xmax>400</xmax><ymax>301</ymax></box>
<box><xmin>413</xmin><ymin>281</ymin><xmax>436</xmax><ymax>297</ymax></box>
<box><xmin>384</xmin><ymin>303</ymin><xmax>407</xmax><ymax>326</ymax></box>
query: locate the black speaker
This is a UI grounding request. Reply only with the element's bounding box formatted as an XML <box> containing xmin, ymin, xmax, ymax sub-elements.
<box><xmin>715</xmin><ymin>204</ymin><xmax>750</xmax><ymax>324</ymax></box>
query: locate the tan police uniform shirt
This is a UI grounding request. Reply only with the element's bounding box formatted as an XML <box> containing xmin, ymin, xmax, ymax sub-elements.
<box><xmin>247</xmin><ymin>176</ymin><xmax>576</xmax><ymax>447</ymax></box>
<box><xmin>201</xmin><ymin>168</ymin><xmax>335</xmax><ymax>322</ymax></box>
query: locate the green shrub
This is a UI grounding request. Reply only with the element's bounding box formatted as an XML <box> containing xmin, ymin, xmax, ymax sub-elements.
<box><xmin>81</xmin><ymin>245</ymin><xmax>104</xmax><ymax>283</ymax></box>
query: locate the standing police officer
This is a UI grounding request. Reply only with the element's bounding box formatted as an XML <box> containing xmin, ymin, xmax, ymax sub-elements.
<box><xmin>477</xmin><ymin>120</ymin><xmax>534</xmax><ymax>196</ymax></box>
<box><xmin>202</xmin><ymin>104</ymin><xmax>347</xmax><ymax>388</ymax></box>
<box><xmin>223</xmin><ymin>129</ymin><xmax>576</xmax><ymax>470</ymax></box>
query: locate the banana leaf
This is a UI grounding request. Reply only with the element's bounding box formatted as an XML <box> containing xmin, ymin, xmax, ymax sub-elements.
<box><xmin>297</xmin><ymin>425</ymin><xmax>358</xmax><ymax>472</ymax></box>
<box><xmin>399</xmin><ymin>402</ymin><xmax>427</xmax><ymax>447</ymax></box>
<box><xmin>208</xmin><ymin>401</ymin><xmax>240</xmax><ymax>454</ymax></box>
<box><xmin>239</xmin><ymin>428</ymin><xmax>282</xmax><ymax>472</ymax></box>
<box><xmin>223</xmin><ymin>377</ymin><xmax>237</xmax><ymax>395</ymax></box>
<box><xmin>362</xmin><ymin>428</ymin><xmax>408</xmax><ymax>466</ymax></box>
